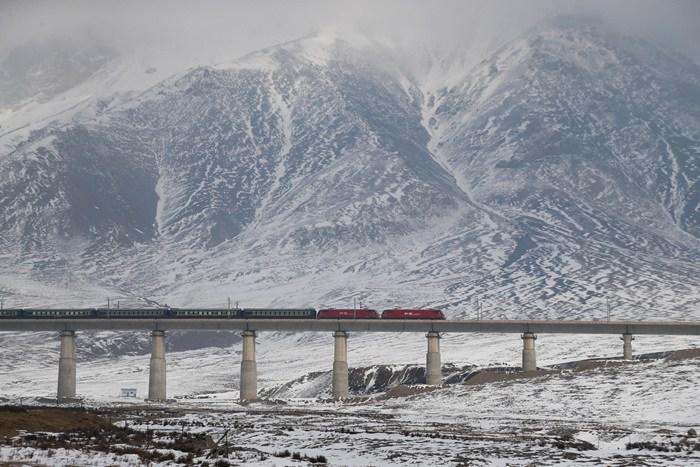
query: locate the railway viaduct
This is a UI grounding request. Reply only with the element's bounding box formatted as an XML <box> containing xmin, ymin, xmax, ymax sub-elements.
<box><xmin>1</xmin><ymin>317</ymin><xmax>699</xmax><ymax>402</ymax></box>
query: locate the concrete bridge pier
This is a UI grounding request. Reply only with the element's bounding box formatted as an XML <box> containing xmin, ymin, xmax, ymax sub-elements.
<box><xmin>426</xmin><ymin>331</ymin><xmax>441</xmax><ymax>385</ymax></box>
<box><xmin>622</xmin><ymin>333</ymin><xmax>634</xmax><ymax>360</ymax></box>
<box><xmin>333</xmin><ymin>331</ymin><xmax>349</xmax><ymax>400</ymax></box>
<box><xmin>240</xmin><ymin>330</ymin><xmax>257</xmax><ymax>401</ymax></box>
<box><xmin>521</xmin><ymin>332</ymin><xmax>537</xmax><ymax>372</ymax></box>
<box><xmin>57</xmin><ymin>330</ymin><xmax>76</xmax><ymax>400</ymax></box>
<box><xmin>148</xmin><ymin>330</ymin><xmax>167</xmax><ymax>401</ymax></box>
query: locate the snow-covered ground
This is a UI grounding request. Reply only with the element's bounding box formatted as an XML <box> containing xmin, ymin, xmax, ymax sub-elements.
<box><xmin>3</xmin><ymin>333</ymin><xmax>698</xmax><ymax>465</ymax></box>
<box><xmin>2</xmin><ymin>331</ymin><xmax>698</xmax><ymax>402</ymax></box>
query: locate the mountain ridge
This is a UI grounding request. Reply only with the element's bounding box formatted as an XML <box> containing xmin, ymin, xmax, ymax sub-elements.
<box><xmin>0</xmin><ymin>16</ymin><xmax>698</xmax><ymax>320</ymax></box>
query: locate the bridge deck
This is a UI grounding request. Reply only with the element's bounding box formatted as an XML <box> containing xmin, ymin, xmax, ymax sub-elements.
<box><xmin>1</xmin><ymin>319</ymin><xmax>699</xmax><ymax>335</ymax></box>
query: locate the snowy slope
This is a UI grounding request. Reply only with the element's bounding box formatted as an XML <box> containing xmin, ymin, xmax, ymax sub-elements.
<box><xmin>0</xmin><ymin>16</ymin><xmax>699</xmax><ymax>327</ymax></box>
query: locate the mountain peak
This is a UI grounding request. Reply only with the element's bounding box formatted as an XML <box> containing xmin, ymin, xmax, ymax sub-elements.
<box><xmin>212</xmin><ymin>29</ymin><xmax>379</xmax><ymax>72</ymax></box>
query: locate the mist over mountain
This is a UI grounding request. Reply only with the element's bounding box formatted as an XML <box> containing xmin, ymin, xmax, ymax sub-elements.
<box><xmin>0</xmin><ymin>10</ymin><xmax>698</xmax><ymax>320</ymax></box>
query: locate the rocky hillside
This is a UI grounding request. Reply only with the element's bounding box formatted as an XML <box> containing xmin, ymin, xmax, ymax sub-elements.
<box><xmin>0</xmin><ymin>17</ymin><xmax>698</xmax><ymax>320</ymax></box>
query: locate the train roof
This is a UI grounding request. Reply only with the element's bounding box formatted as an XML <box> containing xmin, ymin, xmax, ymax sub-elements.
<box><xmin>169</xmin><ymin>308</ymin><xmax>242</xmax><ymax>311</ymax></box>
<box><xmin>243</xmin><ymin>308</ymin><xmax>316</xmax><ymax>312</ymax></box>
<box><xmin>22</xmin><ymin>308</ymin><xmax>97</xmax><ymax>312</ymax></box>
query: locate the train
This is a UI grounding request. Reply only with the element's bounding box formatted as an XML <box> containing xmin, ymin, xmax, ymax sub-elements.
<box><xmin>0</xmin><ymin>307</ymin><xmax>446</xmax><ymax>320</ymax></box>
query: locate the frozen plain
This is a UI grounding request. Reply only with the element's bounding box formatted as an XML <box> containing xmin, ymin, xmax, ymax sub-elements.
<box><xmin>2</xmin><ymin>329</ymin><xmax>700</xmax><ymax>465</ymax></box>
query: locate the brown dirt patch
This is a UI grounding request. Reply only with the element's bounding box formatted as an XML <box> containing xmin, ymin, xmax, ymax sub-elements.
<box><xmin>0</xmin><ymin>407</ymin><xmax>110</xmax><ymax>437</ymax></box>
<box><xmin>665</xmin><ymin>348</ymin><xmax>700</xmax><ymax>361</ymax></box>
<box><xmin>554</xmin><ymin>359</ymin><xmax>629</xmax><ymax>371</ymax></box>
<box><xmin>376</xmin><ymin>384</ymin><xmax>438</xmax><ymax>400</ymax></box>
<box><xmin>463</xmin><ymin>368</ymin><xmax>552</xmax><ymax>385</ymax></box>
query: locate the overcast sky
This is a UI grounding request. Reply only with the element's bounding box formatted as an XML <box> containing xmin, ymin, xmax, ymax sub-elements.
<box><xmin>2</xmin><ymin>0</ymin><xmax>700</xmax><ymax>67</ymax></box>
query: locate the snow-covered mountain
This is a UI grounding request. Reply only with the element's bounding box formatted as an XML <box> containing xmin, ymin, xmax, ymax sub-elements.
<box><xmin>1</xmin><ymin>16</ymin><xmax>699</xmax><ymax>319</ymax></box>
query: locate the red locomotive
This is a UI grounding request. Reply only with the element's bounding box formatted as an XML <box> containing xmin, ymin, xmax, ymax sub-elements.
<box><xmin>381</xmin><ymin>308</ymin><xmax>445</xmax><ymax>320</ymax></box>
<box><xmin>317</xmin><ymin>308</ymin><xmax>380</xmax><ymax>319</ymax></box>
